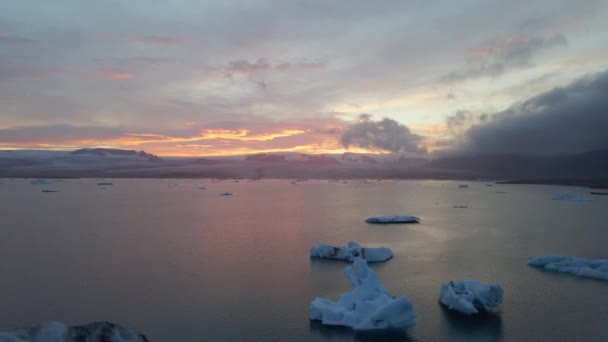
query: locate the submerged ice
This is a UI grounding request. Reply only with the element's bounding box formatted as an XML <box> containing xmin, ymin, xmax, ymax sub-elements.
<box><xmin>310</xmin><ymin>241</ymin><xmax>393</xmax><ymax>262</ymax></box>
<box><xmin>528</xmin><ymin>256</ymin><xmax>608</xmax><ymax>281</ymax></box>
<box><xmin>309</xmin><ymin>257</ymin><xmax>416</xmax><ymax>332</ymax></box>
<box><xmin>439</xmin><ymin>280</ymin><xmax>504</xmax><ymax>315</ymax></box>
<box><xmin>0</xmin><ymin>321</ymin><xmax>148</xmax><ymax>342</ymax></box>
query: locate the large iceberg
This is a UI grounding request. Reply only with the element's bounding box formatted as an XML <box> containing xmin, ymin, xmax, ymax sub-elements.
<box><xmin>0</xmin><ymin>321</ymin><xmax>148</xmax><ymax>342</ymax></box>
<box><xmin>552</xmin><ymin>194</ymin><xmax>592</xmax><ymax>202</ymax></box>
<box><xmin>528</xmin><ymin>256</ymin><xmax>608</xmax><ymax>281</ymax></box>
<box><xmin>365</xmin><ymin>216</ymin><xmax>420</xmax><ymax>224</ymax></box>
<box><xmin>439</xmin><ymin>280</ymin><xmax>503</xmax><ymax>316</ymax></box>
<box><xmin>309</xmin><ymin>257</ymin><xmax>416</xmax><ymax>332</ymax></box>
<box><xmin>310</xmin><ymin>241</ymin><xmax>393</xmax><ymax>262</ymax></box>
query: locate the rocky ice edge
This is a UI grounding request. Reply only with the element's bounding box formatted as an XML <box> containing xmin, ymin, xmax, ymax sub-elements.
<box><xmin>0</xmin><ymin>321</ymin><xmax>148</xmax><ymax>342</ymax></box>
<box><xmin>552</xmin><ymin>194</ymin><xmax>592</xmax><ymax>202</ymax></box>
<box><xmin>528</xmin><ymin>256</ymin><xmax>608</xmax><ymax>281</ymax></box>
<box><xmin>439</xmin><ymin>280</ymin><xmax>503</xmax><ymax>316</ymax></box>
<box><xmin>309</xmin><ymin>257</ymin><xmax>416</xmax><ymax>332</ymax></box>
<box><xmin>365</xmin><ymin>215</ymin><xmax>420</xmax><ymax>224</ymax></box>
<box><xmin>310</xmin><ymin>241</ymin><xmax>393</xmax><ymax>262</ymax></box>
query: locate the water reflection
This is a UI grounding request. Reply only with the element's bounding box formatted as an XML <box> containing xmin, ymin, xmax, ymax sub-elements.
<box><xmin>309</xmin><ymin>320</ymin><xmax>416</xmax><ymax>341</ymax></box>
<box><xmin>438</xmin><ymin>304</ymin><xmax>503</xmax><ymax>341</ymax></box>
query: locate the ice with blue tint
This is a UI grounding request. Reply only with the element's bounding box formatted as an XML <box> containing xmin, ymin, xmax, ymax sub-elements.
<box><xmin>528</xmin><ymin>256</ymin><xmax>608</xmax><ymax>281</ymax></box>
<box><xmin>439</xmin><ymin>280</ymin><xmax>503</xmax><ymax>315</ymax></box>
<box><xmin>310</xmin><ymin>241</ymin><xmax>393</xmax><ymax>262</ymax></box>
<box><xmin>365</xmin><ymin>215</ymin><xmax>420</xmax><ymax>224</ymax></box>
<box><xmin>309</xmin><ymin>257</ymin><xmax>416</xmax><ymax>332</ymax></box>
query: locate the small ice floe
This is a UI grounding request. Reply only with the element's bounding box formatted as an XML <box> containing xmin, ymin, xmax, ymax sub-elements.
<box><xmin>198</xmin><ymin>187</ymin><xmax>207</xmax><ymax>190</ymax></box>
<box><xmin>219</xmin><ymin>192</ymin><xmax>233</xmax><ymax>196</ymax></box>
<box><xmin>365</xmin><ymin>215</ymin><xmax>420</xmax><ymax>224</ymax></box>
<box><xmin>590</xmin><ymin>191</ymin><xmax>608</xmax><ymax>196</ymax></box>
<box><xmin>310</xmin><ymin>241</ymin><xmax>393</xmax><ymax>262</ymax></box>
<box><xmin>30</xmin><ymin>179</ymin><xmax>51</xmax><ymax>185</ymax></box>
<box><xmin>552</xmin><ymin>194</ymin><xmax>592</xmax><ymax>202</ymax></box>
<box><xmin>309</xmin><ymin>257</ymin><xmax>416</xmax><ymax>332</ymax></box>
<box><xmin>97</xmin><ymin>182</ymin><xmax>113</xmax><ymax>186</ymax></box>
<box><xmin>439</xmin><ymin>280</ymin><xmax>503</xmax><ymax>316</ymax></box>
<box><xmin>0</xmin><ymin>321</ymin><xmax>148</xmax><ymax>341</ymax></box>
<box><xmin>528</xmin><ymin>256</ymin><xmax>608</xmax><ymax>281</ymax></box>
<box><xmin>458</xmin><ymin>184</ymin><xmax>469</xmax><ymax>188</ymax></box>
<box><xmin>41</xmin><ymin>189</ymin><xmax>60</xmax><ymax>193</ymax></box>
<box><xmin>453</xmin><ymin>205</ymin><xmax>468</xmax><ymax>209</ymax></box>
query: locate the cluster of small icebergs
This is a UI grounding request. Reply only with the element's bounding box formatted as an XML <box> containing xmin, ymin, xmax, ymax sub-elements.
<box><xmin>0</xmin><ymin>321</ymin><xmax>147</xmax><ymax>342</ymax></box>
<box><xmin>309</xmin><ymin>239</ymin><xmax>505</xmax><ymax>333</ymax></box>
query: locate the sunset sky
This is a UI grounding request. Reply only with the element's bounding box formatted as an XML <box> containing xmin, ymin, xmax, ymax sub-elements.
<box><xmin>1</xmin><ymin>1</ymin><xmax>607</xmax><ymax>156</ymax></box>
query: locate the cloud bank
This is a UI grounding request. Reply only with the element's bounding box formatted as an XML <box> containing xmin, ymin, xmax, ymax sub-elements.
<box><xmin>447</xmin><ymin>70</ymin><xmax>608</xmax><ymax>156</ymax></box>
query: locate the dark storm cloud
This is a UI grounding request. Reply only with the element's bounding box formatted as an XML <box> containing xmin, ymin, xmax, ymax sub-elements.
<box><xmin>340</xmin><ymin>115</ymin><xmax>426</xmax><ymax>154</ymax></box>
<box><xmin>449</xmin><ymin>70</ymin><xmax>608</xmax><ymax>155</ymax></box>
<box><xmin>442</xmin><ymin>34</ymin><xmax>567</xmax><ymax>82</ymax></box>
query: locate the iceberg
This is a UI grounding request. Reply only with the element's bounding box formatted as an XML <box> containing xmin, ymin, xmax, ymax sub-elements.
<box><xmin>0</xmin><ymin>321</ymin><xmax>148</xmax><ymax>341</ymax></box>
<box><xmin>528</xmin><ymin>256</ymin><xmax>608</xmax><ymax>281</ymax></box>
<box><xmin>552</xmin><ymin>194</ymin><xmax>592</xmax><ymax>202</ymax></box>
<box><xmin>439</xmin><ymin>280</ymin><xmax>503</xmax><ymax>316</ymax></box>
<box><xmin>309</xmin><ymin>257</ymin><xmax>416</xmax><ymax>332</ymax></box>
<box><xmin>365</xmin><ymin>216</ymin><xmax>420</xmax><ymax>224</ymax></box>
<box><xmin>30</xmin><ymin>179</ymin><xmax>51</xmax><ymax>185</ymax></box>
<box><xmin>310</xmin><ymin>241</ymin><xmax>393</xmax><ymax>262</ymax></box>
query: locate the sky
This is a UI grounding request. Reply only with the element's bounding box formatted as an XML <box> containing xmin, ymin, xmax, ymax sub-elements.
<box><xmin>1</xmin><ymin>0</ymin><xmax>607</xmax><ymax>156</ymax></box>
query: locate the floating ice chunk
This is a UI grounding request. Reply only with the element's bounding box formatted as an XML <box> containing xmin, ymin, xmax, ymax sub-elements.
<box><xmin>309</xmin><ymin>257</ymin><xmax>416</xmax><ymax>332</ymax></box>
<box><xmin>219</xmin><ymin>192</ymin><xmax>232</xmax><ymax>196</ymax></box>
<box><xmin>365</xmin><ymin>215</ymin><xmax>420</xmax><ymax>224</ymax></box>
<box><xmin>528</xmin><ymin>256</ymin><xmax>608</xmax><ymax>281</ymax></box>
<box><xmin>459</xmin><ymin>184</ymin><xmax>469</xmax><ymax>188</ymax></box>
<box><xmin>41</xmin><ymin>190</ymin><xmax>60</xmax><ymax>193</ymax></box>
<box><xmin>310</xmin><ymin>241</ymin><xmax>393</xmax><ymax>262</ymax></box>
<box><xmin>552</xmin><ymin>194</ymin><xmax>592</xmax><ymax>202</ymax></box>
<box><xmin>0</xmin><ymin>321</ymin><xmax>148</xmax><ymax>341</ymax></box>
<box><xmin>30</xmin><ymin>179</ymin><xmax>51</xmax><ymax>185</ymax></box>
<box><xmin>97</xmin><ymin>182</ymin><xmax>113</xmax><ymax>186</ymax></box>
<box><xmin>439</xmin><ymin>280</ymin><xmax>503</xmax><ymax>316</ymax></box>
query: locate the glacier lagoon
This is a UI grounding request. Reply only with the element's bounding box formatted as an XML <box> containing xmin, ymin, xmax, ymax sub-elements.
<box><xmin>0</xmin><ymin>179</ymin><xmax>607</xmax><ymax>341</ymax></box>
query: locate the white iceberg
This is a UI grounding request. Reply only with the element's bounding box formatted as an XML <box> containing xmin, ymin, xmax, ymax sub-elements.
<box><xmin>365</xmin><ymin>216</ymin><xmax>420</xmax><ymax>224</ymax></box>
<box><xmin>30</xmin><ymin>179</ymin><xmax>51</xmax><ymax>185</ymax></box>
<box><xmin>310</xmin><ymin>241</ymin><xmax>393</xmax><ymax>262</ymax></box>
<box><xmin>309</xmin><ymin>257</ymin><xmax>416</xmax><ymax>332</ymax></box>
<box><xmin>528</xmin><ymin>256</ymin><xmax>608</xmax><ymax>281</ymax></box>
<box><xmin>552</xmin><ymin>194</ymin><xmax>592</xmax><ymax>202</ymax></box>
<box><xmin>439</xmin><ymin>280</ymin><xmax>503</xmax><ymax>316</ymax></box>
<box><xmin>0</xmin><ymin>321</ymin><xmax>148</xmax><ymax>341</ymax></box>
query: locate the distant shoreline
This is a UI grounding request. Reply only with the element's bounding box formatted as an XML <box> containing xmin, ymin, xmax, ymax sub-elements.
<box><xmin>2</xmin><ymin>174</ymin><xmax>607</xmax><ymax>189</ymax></box>
<box><xmin>497</xmin><ymin>179</ymin><xmax>608</xmax><ymax>189</ymax></box>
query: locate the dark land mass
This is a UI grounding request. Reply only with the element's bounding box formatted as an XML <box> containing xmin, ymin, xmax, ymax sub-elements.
<box><xmin>1</xmin><ymin>149</ymin><xmax>607</xmax><ymax>188</ymax></box>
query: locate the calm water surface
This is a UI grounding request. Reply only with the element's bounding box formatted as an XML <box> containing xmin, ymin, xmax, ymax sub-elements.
<box><xmin>1</xmin><ymin>179</ymin><xmax>607</xmax><ymax>341</ymax></box>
